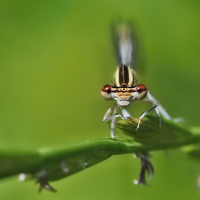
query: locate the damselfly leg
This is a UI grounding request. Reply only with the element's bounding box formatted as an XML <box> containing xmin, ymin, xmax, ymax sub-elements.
<box><xmin>135</xmin><ymin>99</ymin><xmax>159</xmax><ymax>130</ymax></box>
<box><xmin>103</xmin><ymin>98</ymin><xmax>159</xmax><ymax>137</ymax></box>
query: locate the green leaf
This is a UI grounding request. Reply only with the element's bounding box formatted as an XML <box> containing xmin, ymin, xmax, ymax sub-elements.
<box><xmin>115</xmin><ymin>116</ymin><xmax>200</xmax><ymax>148</ymax></box>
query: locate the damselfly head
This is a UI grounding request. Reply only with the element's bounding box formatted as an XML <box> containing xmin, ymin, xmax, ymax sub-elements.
<box><xmin>132</xmin><ymin>84</ymin><xmax>147</xmax><ymax>100</ymax></box>
<box><xmin>101</xmin><ymin>84</ymin><xmax>132</xmax><ymax>107</ymax></box>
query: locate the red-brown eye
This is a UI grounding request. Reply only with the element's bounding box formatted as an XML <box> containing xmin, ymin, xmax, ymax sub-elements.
<box><xmin>135</xmin><ymin>84</ymin><xmax>147</xmax><ymax>99</ymax></box>
<box><xmin>101</xmin><ymin>85</ymin><xmax>113</xmax><ymax>100</ymax></box>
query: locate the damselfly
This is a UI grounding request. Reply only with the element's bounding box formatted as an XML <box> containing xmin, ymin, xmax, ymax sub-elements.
<box><xmin>101</xmin><ymin>22</ymin><xmax>172</xmax><ymax>138</ymax></box>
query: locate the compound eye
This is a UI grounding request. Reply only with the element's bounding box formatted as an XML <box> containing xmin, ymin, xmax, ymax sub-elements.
<box><xmin>135</xmin><ymin>84</ymin><xmax>147</xmax><ymax>100</ymax></box>
<box><xmin>101</xmin><ymin>85</ymin><xmax>113</xmax><ymax>100</ymax></box>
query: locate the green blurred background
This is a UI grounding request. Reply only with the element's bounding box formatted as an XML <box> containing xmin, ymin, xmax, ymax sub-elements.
<box><xmin>0</xmin><ymin>0</ymin><xmax>200</xmax><ymax>199</ymax></box>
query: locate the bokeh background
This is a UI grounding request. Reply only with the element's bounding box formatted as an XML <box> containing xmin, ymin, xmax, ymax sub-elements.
<box><xmin>0</xmin><ymin>0</ymin><xmax>200</xmax><ymax>199</ymax></box>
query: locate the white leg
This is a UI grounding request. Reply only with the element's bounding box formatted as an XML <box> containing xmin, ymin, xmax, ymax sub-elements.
<box><xmin>110</xmin><ymin>106</ymin><xmax>119</xmax><ymax>138</ymax></box>
<box><xmin>121</xmin><ymin>108</ymin><xmax>131</xmax><ymax>118</ymax></box>
<box><xmin>103</xmin><ymin>103</ymin><xmax>125</xmax><ymax>122</ymax></box>
<box><xmin>103</xmin><ymin>113</ymin><xmax>125</xmax><ymax>122</ymax></box>
<box><xmin>136</xmin><ymin>99</ymin><xmax>159</xmax><ymax>130</ymax></box>
<box><xmin>147</xmin><ymin>91</ymin><xmax>171</xmax><ymax>120</ymax></box>
<box><xmin>103</xmin><ymin>103</ymin><xmax>125</xmax><ymax>138</ymax></box>
<box><xmin>103</xmin><ymin>103</ymin><xmax>117</xmax><ymax>121</ymax></box>
<box><xmin>147</xmin><ymin>91</ymin><xmax>184</xmax><ymax>123</ymax></box>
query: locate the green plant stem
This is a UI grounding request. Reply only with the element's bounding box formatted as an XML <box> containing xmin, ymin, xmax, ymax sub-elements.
<box><xmin>1</xmin><ymin>116</ymin><xmax>200</xmax><ymax>183</ymax></box>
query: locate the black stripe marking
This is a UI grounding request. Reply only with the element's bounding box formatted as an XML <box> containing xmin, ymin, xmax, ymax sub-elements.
<box><xmin>119</xmin><ymin>65</ymin><xmax>129</xmax><ymax>86</ymax></box>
